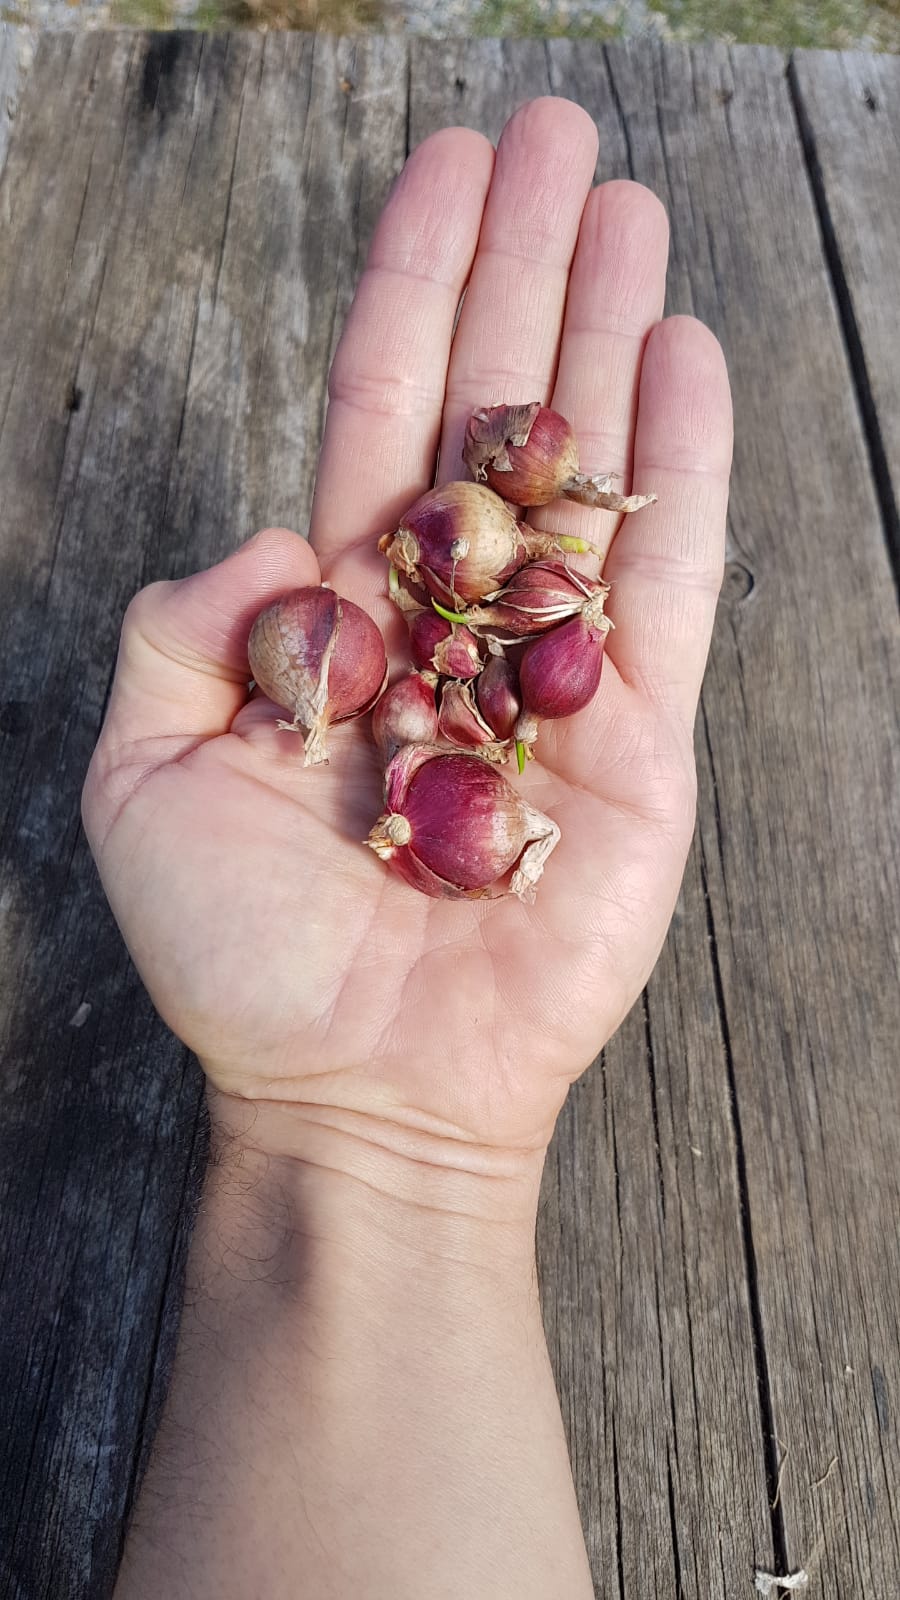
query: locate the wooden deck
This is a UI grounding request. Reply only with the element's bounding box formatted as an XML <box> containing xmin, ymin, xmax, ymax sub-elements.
<box><xmin>0</xmin><ymin>29</ymin><xmax>898</xmax><ymax>1599</ymax></box>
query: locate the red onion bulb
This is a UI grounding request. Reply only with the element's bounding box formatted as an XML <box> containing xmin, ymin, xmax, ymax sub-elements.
<box><xmin>371</xmin><ymin>670</ymin><xmax>438</xmax><ymax>763</ymax></box>
<box><xmin>467</xmin><ymin>560</ymin><xmax>609</xmax><ymax>640</ymax></box>
<box><xmin>379</xmin><ymin>482</ymin><xmax>528</xmax><ymax>606</ymax></box>
<box><xmin>367</xmin><ymin>747</ymin><xmax>559</xmax><ymax>901</ymax></box>
<box><xmin>515</xmin><ymin>594</ymin><xmax>611</xmax><ymax>760</ymax></box>
<box><xmin>475</xmin><ymin>652</ymin><xmax>521</xmax><ymax>742</ymax></box>
<box><xmin>464</xmin><ymin>401</ymin><xmax>656</xmax><ymax>513</ymax></box>
<box><xmin>248</xmin><ymin>586</ymin><xmax>387</xmax><ymax>767</ymax></box>
<box><xmin>409</xmin><ymin>611</ymin><xmax>481</xmax><ymax>679</ymax></box>
<box><xmin>437</xmin><ymin>680</ymin><xmax>508</xmax><ymax>762</ymax></box>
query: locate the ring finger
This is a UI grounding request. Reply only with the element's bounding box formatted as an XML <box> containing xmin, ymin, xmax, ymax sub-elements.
<box><xmin>529</xmin><ymin>177</ymin><xmax>670</xmax><ymax>559</ymax></box>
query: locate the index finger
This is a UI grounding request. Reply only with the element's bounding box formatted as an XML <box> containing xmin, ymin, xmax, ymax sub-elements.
<box><xmin>309</xmin><ymin>127</ymin><xmax>494</xmax><ymax>566</ymax></box>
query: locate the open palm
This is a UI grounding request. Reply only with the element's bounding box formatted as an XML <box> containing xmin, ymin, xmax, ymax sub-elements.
<box><xmin>82</xmin><ymin>99</ymin><xmax>731</xmax><ymax>1157</ymax></box>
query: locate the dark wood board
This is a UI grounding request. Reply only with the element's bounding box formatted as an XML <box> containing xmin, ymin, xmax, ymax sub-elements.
<box><xmin>789</xmin><ymin>49</ymin><xmax>900</xmax><ymax>584</ymax></box>
<box><xmin>1</xmin><ymin>31</ymin><xmax>898</xmax><ymax>1600</ymax></box>
<box><xmin>0</xmin><ymin>30</ymin><xmax>405</xmax><ymax>1599</ymax></box>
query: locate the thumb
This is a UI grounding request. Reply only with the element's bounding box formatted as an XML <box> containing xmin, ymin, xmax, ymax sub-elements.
<box><xmin>83</xmin><ymin>527</ymin><xmax>319</xmax><ymax>846</ymax></box>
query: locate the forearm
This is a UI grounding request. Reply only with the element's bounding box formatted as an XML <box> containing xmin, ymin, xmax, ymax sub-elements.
<box><xmin>115</xmin><ymin>1098</ymin><xmax>595</xmax><ymax>1600</ymax></box>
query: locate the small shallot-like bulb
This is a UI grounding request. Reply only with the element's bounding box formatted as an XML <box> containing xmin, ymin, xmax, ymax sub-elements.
<box><xmin>379</xmin><ymin>482</ymin><xmax>528</xmax><ymax>606</ymax></box>
<box><xmin>409</xmin><ymin>611</ymin><xmax>481</xmax><ymax>679</ymax></box>
<box><xmin>367</xmin><ymin>746</ymin><xmax>560</xmax><ymax>901</ymax></box>
<box><xmin>371</xmin><ymin>670</ymin><xmax>439</xmax><ymax>763</ymax></box>
<box><xmin>464</xmin><ymin>401</ymin><xmax>656</xmax><ymax>513</ymax></box>
<box><xmin>515</xmin><ymin>592</ymin><xmax>612</xmax><ymax>765</ymax></box>
<box><xmin>476</xmin><ymin>652</ymin><xmax>521</xmax><ymax>742</ymax></box>
<box><xmin>249</xmin><ymin>586</ymin><xmax>387</xmax><ymax>767</ymax></box>
<box><xmin>437</xmin><ymin>680</ymin><xmax>508</xmax><ymax>762</ymax></box>
<box><xmin>466</xmin><ymin>560</ymin><xmax>610</xmax><ymax>640</ymax></box>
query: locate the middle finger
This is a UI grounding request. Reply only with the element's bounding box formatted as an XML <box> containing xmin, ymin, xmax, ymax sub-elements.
<box><xmin>437</xmin><ymin>97</ymin><xmax>600</xmax><ymax>483</ymax></box>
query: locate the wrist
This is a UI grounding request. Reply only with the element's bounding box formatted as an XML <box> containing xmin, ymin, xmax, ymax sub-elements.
<box><xmin>120</xmin><ymin>1089</ymin><xmax>592</xmax><ymax>1600</ymax></box>
<box><xmin>204</xmin><ymin>1087</ymin><xmax>546</xmax><ymax>1290</ymax></box>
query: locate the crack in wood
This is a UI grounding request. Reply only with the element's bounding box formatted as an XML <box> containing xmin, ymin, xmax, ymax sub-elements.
<box><xmin>786</xmin><ymin>54</ymin><xmax>900</xmax><ymax>600</ymax></box>
<box><xmin>698</xmin><ymin>836</ymin><xmax>790</xmax><ymax>1576</ymax></box>
<box><xmin>601</xmin><ymin>47</ymin><xmax>634</xmax><ymax>180</ymax></box>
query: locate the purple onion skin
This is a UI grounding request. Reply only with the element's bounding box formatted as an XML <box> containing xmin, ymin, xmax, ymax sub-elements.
<box><xmin>394</xmin><ymin>484</ymin><xmax>527</xmax><ymax>604</ymax></box>
<box><xmin>519</xmin><ymin>615</ymin><xmax>607</xmax><ymax>720</ymax></box>
<box><xmin>401</xmin><ymin>755</ymin><xmax>528</xmax><ymax>891</ymax></box>
<box><xmin>371</xmin><ymin>673</ymin><xmax>438</xmax><ymax>762</ymax></box>
<box><xmin>409</xmin><ymin>612</ymin><xmax>481</xmax><ymax>679</ymax></box>
<box><xmin>324</xmin><ymin>597</ymin><xmax>390</xmax><ymax>720</ymax></box>
<box><xmin>476</xmin><ymin>655</ymin><xmax>521</xmax><ymax>741</ymax></box>
<box><xmin>482</xmin><ymin>409</ymin><xmax>578</xmax><ymax>506</ymax></box>
<box><xmin>410</xmin><ymin>611</ymin><xmax>450</xmax><ymax>670</ymax></box>
<box><xmin>248</xmin><ymin>588</ymin><xmax>387</xmax><ymax>724</ymax></box>
<box><xmin>437</xmin><ymin>681</ymin><xmax>501</xmax><ymax>754</ymax></box>
<box><xmin>468</xmin><ymin>562</ymin><xmax>605</xmax><ymax>639</ymax></box>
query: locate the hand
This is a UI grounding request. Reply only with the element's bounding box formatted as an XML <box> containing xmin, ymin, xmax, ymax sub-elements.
<box><xmin>83</xmin><ymin>98</ymin><xmax>731</xmax><ymax>1171</ymax></box>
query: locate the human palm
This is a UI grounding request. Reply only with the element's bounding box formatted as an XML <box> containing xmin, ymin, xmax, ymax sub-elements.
<box><xmin>83</xmin><ymin>99</ymin><xmax>731</xmax><ymax>1156</ymax></box>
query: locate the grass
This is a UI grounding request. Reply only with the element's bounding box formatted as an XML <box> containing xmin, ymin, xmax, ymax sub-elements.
<box><xmin>656</xmin><ymin>0</ymin><xmax>900</xmax><ymax>47</ymax></box>
<box><xmin>3</xmin><ymin>0</ymin><xmax>899</xmax><ymax>49</ymax></box>
<box><xmin>469</xmin><ymin>0</ymin><xmax>900</xmax><ymax>46</ymax></box>
<box><xmin>110</xmin><ymin>0</ymin><xmax>379</xmax><ymax>26</ymax></box>
<box><xmin>470</xmin><ymin>0</ymin><xmax>621</xmax><ymax>38</ymax></box>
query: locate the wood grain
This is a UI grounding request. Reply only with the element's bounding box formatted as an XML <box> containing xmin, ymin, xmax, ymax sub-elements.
<box><xmin>0</xmin><ymin>25</ymin><xmax>32</xmax><ymax>178</ymax></box>
<box><xmin>413</xmin><ymin>35</ymin><xmax>900</xmax><ymax>1596</ymax></box>
<box><xmin>1</xmin><ymin>31</ymin><xmax>898</xmax><ymax>1600</ymax></box>
<box><xmin>567</xmin><ymin>38</ymin><xmax>900</xmax><ymax>1596</ymax></box>
<box><xmin>789</xmin><ymin>49</ymin><xmax>900</xmax><ymax>583</ymax></box>
<box><xmin>0</xmin><ymin>31</ymin><xmax>404</xmax><ymax>1599</ymax></box>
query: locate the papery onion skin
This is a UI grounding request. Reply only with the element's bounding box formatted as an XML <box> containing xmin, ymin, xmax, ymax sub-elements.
<box><xmin>367</xmin><ymin>748</ymin><xmax>559</xmax><ymax>901</ymax></box>
<box><xmin>248</xmin><ymin>586</ymin><xmax>387</xmax><ymax>766</ymax></box>
<box><xmin>465</xmin><ymin>402</ymin><xmax>578</xmax><ymax>506</ymax></box>
<box><xmin>464</xmin><ymin>401</ymin><xmax>657</xmax><ymax>515</ymax></box>
<box><xmin>379</xmin><ymin>482</ymin><xmax>528</xmax><ymax>605</ymax></box>
<box><xmin>437</xmin><ymin>680</ymin><xmax>508</xmax><ymax>762</ymax></box>
<box><xmin>467</xmin><ymin>560</ymin><xmax>608</xmax><ymax>639</ymax></box>
<box><xmin>409</xmin><ymin>611</ymin><xmax>481</xmax><ymax>679</ymax></box>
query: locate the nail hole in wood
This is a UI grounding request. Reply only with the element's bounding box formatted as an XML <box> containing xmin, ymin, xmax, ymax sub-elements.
<box><xmin>721</xmin><ymin>561</ymin><xmax>754</xmax><ymax>603</ymax></box>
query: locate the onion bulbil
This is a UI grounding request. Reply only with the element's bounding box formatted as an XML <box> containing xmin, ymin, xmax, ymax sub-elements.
<box><xmin>464</xmin><ymin>400</ymin><xmax>657</xmax><ymax>513</ymax></box>
<box><xmin>248</xmin><ymin>586</ymin><xmax>387</xmax><ymax>766</ymax></box>
<box><xmin>367</xmin><ymin>747</ymin><xmax>559</xmax><ymax>901</ymax></box>
<box><xmin>372</xmin><ymin>671</ymin><xmax>439</xmax><ymax>763</ymax></box>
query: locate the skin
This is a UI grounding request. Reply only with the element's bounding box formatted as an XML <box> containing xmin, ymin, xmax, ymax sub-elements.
<box><xmin>83</xmin><ymin>98</ymin><xmax>732</xmax><ymax>1599</ymax></box>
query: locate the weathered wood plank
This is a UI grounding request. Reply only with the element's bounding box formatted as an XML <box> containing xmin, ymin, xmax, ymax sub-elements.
<box><xmin>567</xmin><ymin>38</ymin><xmax>899</xmax><ymax>1597</ymax></box>
<box><xmin>0</xmin><ymin>25</ymin><xmax>33</xmax><ymax>177</ymax></box>
<box><xmin>789</xmin><ymin>49</ymin><xmax>900</xmax><ymax>582</ymax></box>
<box><xmin>0</xmin><ymin>31</ymin><xmax>404</xmax><ymax>1599</ymax></box>
<box><xmin>409</xmin><ymin>36</ymin><xmax>553</xmax><ymax>149</ymax></box>
<box><xmin>412</xmin><ymin>34</ymin><xmax>900</xmax><ymax>1599</ymax></box>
